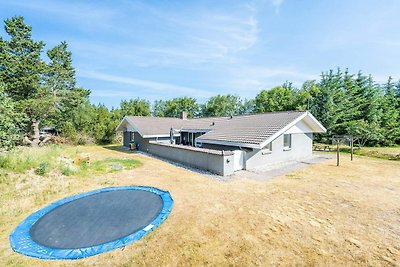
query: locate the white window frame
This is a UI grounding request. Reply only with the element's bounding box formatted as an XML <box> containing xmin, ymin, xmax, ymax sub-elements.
<box><xmin>262</xmin><ymin>142</ymin><xmax>272</xmax><ymax>154</ymax></box>
<box><xmin>283</xmin><ymin>134</ymin><xmax>292</xmax><ymax>151</ymax></box>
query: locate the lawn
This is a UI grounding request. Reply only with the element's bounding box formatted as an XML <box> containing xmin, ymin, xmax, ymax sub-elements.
<box><xmin>314</xmin><ymin>143</ymin><xmax>400</xmax><ymax>161</ymax></box>
<box><xmin>352</xmin><ymin>146</ymin><xmax>400</xmax><ymax>160</ymax></box>
<box><xmin>1</xmin><ymin>145</ymin><xmax>399</xmax><ymax>266</ymax></box>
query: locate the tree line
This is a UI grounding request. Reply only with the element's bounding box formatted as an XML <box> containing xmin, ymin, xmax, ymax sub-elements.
<box><xmin>1</xmin><ymin>16</ymin><xmax>399</xmax><ymax>150</ymax></box>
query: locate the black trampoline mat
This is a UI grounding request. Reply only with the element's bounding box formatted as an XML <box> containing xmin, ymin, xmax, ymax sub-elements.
<box><xmin>29</xmin><ymin>190</ymin><xmax>163</xmax><ymax>249</ymax></box>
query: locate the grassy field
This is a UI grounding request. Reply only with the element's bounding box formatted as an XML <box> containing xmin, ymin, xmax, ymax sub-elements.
<box><xmin>0</xmin><ymin>145</ymin><xmax>142</xmax><ymax>177</ymax></box>
<box><xmin>1</xmin><ymin>145</ymin><xmax>400</xmax><ymax>266</ymax></box>
<box><xmin>315</xmin><ymin>144</ymin><xmax>400</xmax><ymax>161</ymax></box>
<box><xmin>351</xmin><ymin>146</ymin><xmax>400</xmax><ymax>160</ymax></box>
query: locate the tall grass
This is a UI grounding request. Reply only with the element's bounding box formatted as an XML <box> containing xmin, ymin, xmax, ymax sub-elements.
<box><xmin>0</xmin><ymin>145</ymin><xmax>142</xmax><ymax>177</ymax></box>
<box><xmin>0</xmin><ymin>145</ymin><xmax>64</xmax><ymax>173</ymax></box>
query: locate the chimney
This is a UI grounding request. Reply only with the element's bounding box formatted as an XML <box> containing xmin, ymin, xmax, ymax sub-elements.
<box><xmin>180</xmin><ymin>111</ymin><xmax>188</xmax><ymax>120</ymax></box>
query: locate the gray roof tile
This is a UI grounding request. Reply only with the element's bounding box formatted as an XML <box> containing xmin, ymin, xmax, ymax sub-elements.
<box><xmin>126</xmin><ymin>116</ymin><xmax>184</xmax><ymax>136</ymax></box>
<box><xmin>126</xmin><ymin>111</ymin><xmax>306</xmax><ymax>146</ymax></box>
<box><xmin>196</xmin><ymin>111</ymin><xmax>305</xmax><ymax>145</ymax></box>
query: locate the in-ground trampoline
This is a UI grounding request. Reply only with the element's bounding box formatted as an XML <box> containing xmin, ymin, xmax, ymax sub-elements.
<box><xmin>9</xmin><ymin>186</ymin><xmax>173</xmax><ymax>260</ymax></box>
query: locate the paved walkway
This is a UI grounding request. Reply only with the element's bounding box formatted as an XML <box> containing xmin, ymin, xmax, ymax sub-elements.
<box><xmin>231</xmin><ymin>155</ymin><xmax>333</xmax><ymax>181</ymax></box>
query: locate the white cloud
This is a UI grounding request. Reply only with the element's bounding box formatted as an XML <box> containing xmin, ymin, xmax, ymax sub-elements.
<box><xmin>230</xmin><ymin>66</ymin><xmax>318</xmax><ymax>84</ymax></box>
<box><xmin>90</xmin><ymin>90</ymin><xmax>138</xmax><ymax>98</ymax></box>
<box><xmin>171</xmin><ymin>13</ymin><xmax>259</xmax><ymax>55</ymax></box>
<box><xmin>8</xmin><ymin>1</ymin><xmax>261</xmax><ymax>68</ymax></box>
<box><xmin>78</xmin><ymin>70</ymin><xmax>214</xmax><ymax>98</ymax></box>
<box><xmin>3</xmin><ymin>0</ymin><xmax>117</xmax><ymax>31</ymax></box>
<box><xmin>60</xmin><ymin>5</ymin><xmax>260</xmax><ymax>69</ymax></box>
<box><xmin>216</xmin><ymin>66</ymin><xmax>318</xmax><ymax>97</ymax></box>
<box><xmin>271</xmin><ymin>0</ymin><xmax>284</xmax><ymax>13</ymax></box>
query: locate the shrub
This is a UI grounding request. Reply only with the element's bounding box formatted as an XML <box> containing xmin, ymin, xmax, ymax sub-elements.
<box><xmin>61</xmin><ymin>166</ymin><xmax>75</xmax><ymax>176</ymax></box>
<box><xmin>34</xmin><ymin>162</ymin><xmax>50</xmax><ymax>176</ymax></box>
<box><xmin>0</xmin><ymin>90</ymin><xmax>23</xmax><ymax>151</ymax></box>
<box><xmin>75</xmin><ymin>133</ymin><xmax>95</xmax><ymax>145</ymax></box>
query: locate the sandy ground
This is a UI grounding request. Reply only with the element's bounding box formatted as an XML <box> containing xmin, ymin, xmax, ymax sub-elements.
<box><xmin>231</xmin><ymin>154</ymin><xmax>334</xmax><ymax>181</ymax></box>
<box><xmin>1</xmin><ymin>145</ymin><xmax>400</xmax><ymax>266</ymax></box>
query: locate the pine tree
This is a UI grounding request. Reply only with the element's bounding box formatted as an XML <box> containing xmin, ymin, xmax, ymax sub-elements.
<box><xmin>311</xmin><ymin>69</ymin><xmax>346</xmax><ymax>139</ymax></box>
<box><xmin>0</xmin><ymin>16</ymin><xmax>45</xmax><ymax>100</ymax></box>
<box><xmin>381</xmin><ymin>77</ymin><xmax>400</xmax><ymax>145</ymax></box>
<box><xmin>339</xmin><ymin>71</ymin><xmax>383</xmax><ymax>145</ymax></box>
<box><xmin>0</xmin><ymin>17</ymin><xmax>89</xmax><ymax>146</ymax></box>
<box><xmin>0</xmin><ymin>85</ymin><xmax>24</xmax><ymax>150</ymax></box>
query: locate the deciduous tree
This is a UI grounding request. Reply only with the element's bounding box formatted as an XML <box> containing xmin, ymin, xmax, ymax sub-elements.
<box><xmin>254</xmin><ymin>86</ymin><xmax>296</xmax><ymax>112</ymax></box>
<box><xmin>120</xmin><ymin>98</ymin><xmax>151</xmax><ymax>118</ymax></box>
<box><xmin>201</xmin><ymin>94</ymin><xmax>242</xmax><ymax>117</ymax></box>
<box><xmin>155</xmin><ymin>97</ymin><xmax>199</xmax><ymax>118</ymax></box>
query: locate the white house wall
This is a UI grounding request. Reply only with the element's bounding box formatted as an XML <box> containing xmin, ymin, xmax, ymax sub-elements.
<box><xmin>285</xmin><ymin>119</ymin><xmax>314</xmax><ymax>134</ymax></box>
<box><xmin>245</xmin><ymin>132</ymin><xmax>313</xmax><ymax>170</ymax></box>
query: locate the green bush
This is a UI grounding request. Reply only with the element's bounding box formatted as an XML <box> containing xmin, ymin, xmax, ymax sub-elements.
<box><xmin>61</xmin><ymin>166</ymin><xmax>75</xmax><ymax>176</ymax></box>
<box><xmin>35</xmin><ymin>162</ymin><xmax>50</xmax><ymax>176</ymax></box>
<box><xmin>0</xmin><ymin>90</ymin><xmax>23</xmax><ymax>151</ymax></box>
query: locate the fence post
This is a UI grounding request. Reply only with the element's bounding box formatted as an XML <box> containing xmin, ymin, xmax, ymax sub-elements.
<box><xmin>336</xmin><ymin>141</ymin><xmax>340</xmax><ymax>166</ymax></box>
<box><xmin>350</xmin><ymin>137</ymin><xmax>354</xmax><ymax>161</ymax></box>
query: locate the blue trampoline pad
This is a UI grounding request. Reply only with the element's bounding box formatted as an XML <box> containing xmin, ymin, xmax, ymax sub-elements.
<box><xmin>9</xmin><ymin>186</ymin><xmax>173</xmax><ymax>260</ymax></box>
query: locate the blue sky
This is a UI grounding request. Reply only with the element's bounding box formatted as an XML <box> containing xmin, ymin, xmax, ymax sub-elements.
<box><xmin>1</xmin><ymin>0</ymin><xmax>399</xmax><ymax>108</ymax></box>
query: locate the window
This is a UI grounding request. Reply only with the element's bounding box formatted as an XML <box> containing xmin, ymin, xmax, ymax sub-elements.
<box><xmin>283</xmin><ymin>134</ymin><xmax>291</xmax><ymax>150</ymax></box>
<box><xmin>262</xmin><ymin>142</ymin><xmax>272</xmax><ymax>154</ymax></box>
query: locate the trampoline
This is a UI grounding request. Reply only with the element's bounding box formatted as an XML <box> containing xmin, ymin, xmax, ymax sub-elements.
<box><xmin>9</xmin><ymin>186</ymin><xmax>173</xmax><ymax>260</ymax></box>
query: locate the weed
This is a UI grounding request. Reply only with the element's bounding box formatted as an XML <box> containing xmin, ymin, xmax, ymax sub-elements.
<box><xmin>286</xmin><ymin>173</ymin><xmax>300</xmax><ymax>179</ymax></box>
<box><xmin>35</xmin><ymin>162</ymin><xmax>50</xmax><ymax>176</ymax></box>
<box><xmin>0</xmin><ymin>171</ymin><xmax>8</xmax><ymax>184</ymax></box>
<box><xmin>61</xmin><ymin>166</ymin><xmax>75</xmax><ymax>176</ymax></box>
<box><xmin>0</xmin><ymin>145</ymin><xmax>142</xmax><ymax>178</ymax></box>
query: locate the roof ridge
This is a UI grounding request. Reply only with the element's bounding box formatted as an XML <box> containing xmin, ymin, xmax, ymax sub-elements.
<box><xmin>127</xmin><ymin>110</ymin><xmax>306</xmax><ymax>120</ymax></box>
<box><xmin>126</xmin><ymin>116</ymin><xmax>182</xmax><ymax>120</ymax></box>
<box><xmin>189</xmin><ymin>110</ymin><xmax>306</xmax><ymax>120</ymax></box>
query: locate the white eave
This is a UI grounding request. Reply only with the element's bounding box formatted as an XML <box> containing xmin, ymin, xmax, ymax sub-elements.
<box><xmin>196</xmin><ymin>139</ymin><xmax>261</xmax><ymax>149</ymax></box>
<box><xmin>258</xmin><ymin>111</ymin><xmax>326</xmax><ymax>149</ymax></box>
<box><xmin>143</xmin><ymin>134</ymin><xmax>180</xmax><ymax>138</ymax></box>
<box><xmin>115</xmin><ymin>116</ymin><xmax>145</xmax><ymax>137</ymax></box>
<box><xmin>179</xmin><ymin>128</ymin><xmax>212</xmax><ymax>133</ymax></box>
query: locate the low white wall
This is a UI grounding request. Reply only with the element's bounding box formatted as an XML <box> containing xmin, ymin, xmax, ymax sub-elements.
<box><xmin>147</xmin><ymin>142</ymin><xmax>235</xmax><ymax>176</ymax></box>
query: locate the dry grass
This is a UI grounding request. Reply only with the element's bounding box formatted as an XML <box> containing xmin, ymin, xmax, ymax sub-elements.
<box><xmin>354</xmin><ymin>146</ymin><xmax>400</xmax><ymax>160</ymax></box>
<box><xmin>1</xmin><ymin>145</ymin><xmax>400</xmax><ymax>266</ymax></box>
<box><xmin>315</xmin><ymin>143</ymin><xmax>400</xmax><ymax>161</ymax></box>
